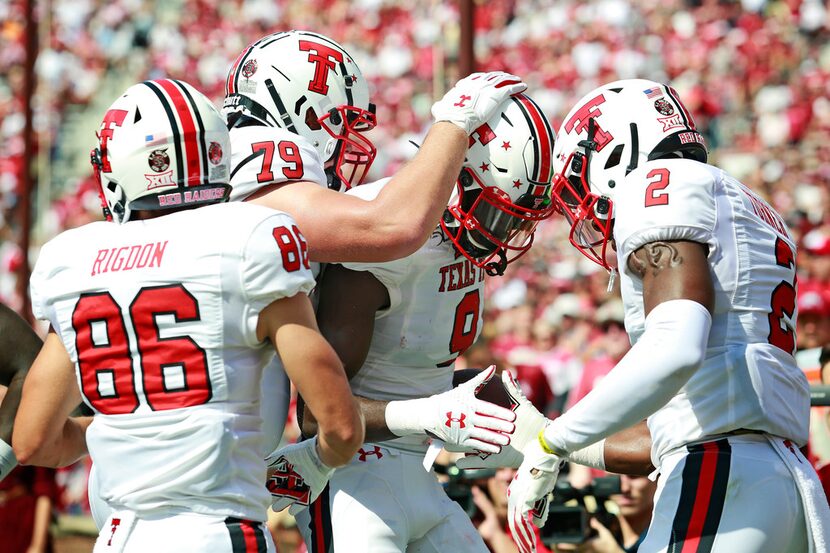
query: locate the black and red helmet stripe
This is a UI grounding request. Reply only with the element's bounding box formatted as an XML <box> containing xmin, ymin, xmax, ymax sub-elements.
<box><xmin>664</xmin><ymin>85</ymin><xmax>697</xmax><ymax>130</ymax></box>
<box><xmin>513</xmin><ymin>94</ymin><xmax>555</xmax><ymax>184</ymax></box>
<box><xmin>143</xmin><ymin>79</ymin><xmax>207</xmax><ymax>187</ymax></box>
<box><xmin>225</xmin><ymin>46</ymin><xmax>253</xmax><ymax>97</ymax></box>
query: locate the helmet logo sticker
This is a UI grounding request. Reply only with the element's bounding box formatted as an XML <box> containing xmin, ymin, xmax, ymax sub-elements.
<box><xmin>208</xmin><ymin>142</ymin><xmax>223</xmax><ymax>165</ymax></box>
<box><xmin>298</xmin><ymin>40</ymin><xmax>344</xmax><ymax>95</ymax></box>
<box><xmin>148</xmin><ymin>149</ymin><xmax>170</xmax><ymax>173</ymax></box>
<box><xmin>145</xmin><ymin>170</ymin><xmax>175</xmax><ymax>190</ymax></box>
<box><xmin>654</xmin><ymin>98</ymin><xmax>674</xmax><ymax>116</ymax></box>
<box><xmin>658</xmin><ymin>114</ymin><xmax>684</xmax><ymax>132</ymax></box>
<box><xmin>241</xmin><ymin>59</ymin><xmax>258</xmax><ymax>79</ymax></box>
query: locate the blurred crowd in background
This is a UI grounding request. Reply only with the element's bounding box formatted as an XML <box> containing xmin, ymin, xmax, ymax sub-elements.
<box><xmin>1</xmin><ymin>0</ymin><xmax>830</xmax><ymax>551</ymax></box>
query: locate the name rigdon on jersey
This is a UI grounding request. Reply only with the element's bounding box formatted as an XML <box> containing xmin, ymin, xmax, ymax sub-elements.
<box><xmin>29</xmin><ymin>202</ymin><xmax>315</xmax><ymax>520</ymax></box>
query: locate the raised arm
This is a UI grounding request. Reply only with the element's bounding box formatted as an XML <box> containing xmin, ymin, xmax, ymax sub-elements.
<box><xmin>249</xmin><ymin>72</ymin><xmax>527</xmax><ymax>263</ymax></box>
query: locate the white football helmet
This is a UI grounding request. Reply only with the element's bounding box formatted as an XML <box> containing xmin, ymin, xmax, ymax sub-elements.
<box><xmin>551</xmin><ymin>79</ymin><xmax>708</xmax><ymax>270</ymax></box>
<box><xmin>441</xmin><ymin>93</ymin><xmax>557</xmax><ymax>276</ymax></box>
<box><xmin>222</xmin><ymin>30</ymin><xmax>376</xmax><ymax>191</ymax></box>
<box><xmin>91</xmin><ymin>79</ymin><xmax>231</xmax><ymax>224</ymax></box>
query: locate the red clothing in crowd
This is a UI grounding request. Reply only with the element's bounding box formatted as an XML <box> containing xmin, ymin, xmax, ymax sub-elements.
<box><xmin>0</xmin><ymin>465</ymin><xmax>57</xmax><ymax>553</ymax></box>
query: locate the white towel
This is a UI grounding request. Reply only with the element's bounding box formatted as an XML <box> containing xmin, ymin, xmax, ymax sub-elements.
<box><xmin>766</xmin><ymin>435</ymin><xmax>830</xmax><ymax>553</ymax></box>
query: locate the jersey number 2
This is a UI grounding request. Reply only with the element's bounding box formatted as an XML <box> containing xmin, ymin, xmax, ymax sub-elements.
<box><xmin>71</xmin><ymin>284</ymin><xmax>211</xmax><ymax>414</ymax></box>
<box><xmin>645</xmin><ymin>168</ymin><xmax>670</xmax><ymax>207</ymax></box>
<box><xmin>252</xmin><ymin>140</ymin><xmax>305</xmax><ymax>183</ymax></box>
<box><xmin>767</xmin><ymin>237</ymin><xmax>797</xmax><ymax>355</ymax></box>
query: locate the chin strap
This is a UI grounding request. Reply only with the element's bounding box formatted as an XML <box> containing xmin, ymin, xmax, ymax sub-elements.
<box><xmin>484</xmin><ymin>250</ymin><xmax>507</xmax><ymax>276</ymax></box>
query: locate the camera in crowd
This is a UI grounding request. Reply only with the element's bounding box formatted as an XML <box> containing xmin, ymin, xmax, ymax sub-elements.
<box><xmin>539</xmin><ymin>474</ymin><xmax>622</xmax><ymax>546</ymax></box>
<box><xmin>436</xmin><ymin>464</ymin><xmax>497</xmax><ymax>517</ymax></box>
<box><xmin>811</xmin><ymin>385</ymin><xmax>830</xmax><ymax>406</ymax></box>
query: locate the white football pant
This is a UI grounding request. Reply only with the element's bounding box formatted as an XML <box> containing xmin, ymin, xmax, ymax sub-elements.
<box><xmin>640</xmin><ymin>434</ymin><xmax>809</xmax><ymax>553</ymax></box>
<box><xmin>295</xmin><ymin>445</ymin><xmax>488</xmax><ymax>552</ymax></box>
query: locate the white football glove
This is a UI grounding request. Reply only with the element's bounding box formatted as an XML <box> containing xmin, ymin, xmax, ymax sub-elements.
<box><xmin>507</xmin><ymin>430</ymin><xmax>564</xmax><ymax>553</ymax></box>
<box><xmin>431</xmin><ymin>71</ymin><xmax>527</xmax><ymax>135</ymax></box>
<box><xmin>265</xmin><ymin>437</ymin><xmax>334</xmax><ymax>515</ymax></box>
<box><xmin>456</xmin><ymin>370</ymin><xmax>546</xmax><ymax>470</ymax></box>
<box><xmin>385</xmin><ymin>365</ymin><xmax>516</xmax><ymax>453</ymax></box>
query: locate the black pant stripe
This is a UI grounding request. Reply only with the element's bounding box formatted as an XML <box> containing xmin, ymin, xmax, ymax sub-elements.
<box><xmin>697</xmin><ymin>441</ymin><xmax>731</xmax><ymax>553</ymax></box>
<box><xmin>669</xmin><ymin>444</ymin><xmax>705</xmax><ymax>552</ymax></box>
<box><xmin>225</xmin><ymin>517</ymin><xmax>248</xmax><ymax>553</ymax></box>
<box><xmin>309</xmin><ymin>484</ymin><xmax>333</xmax><ymax>553</ymax></box>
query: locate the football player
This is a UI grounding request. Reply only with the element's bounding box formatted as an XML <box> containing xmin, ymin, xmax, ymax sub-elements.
<box><xmin>506</xmin><ymin>79</ymin><xmax>830</xmax><ymax>553</ymax></box>
<box><xmin>297</xmin><ymin>93</ymin><xmax>555</xmax><ymax>552</ymax></box>
<box><xmin>12</xmin><ymin>79</ymin><xmax>364</xmax><ymax>552</ymax></box>
<box><xmin>220</xmin><ymin>29</ymin><xmax>526</xmax><ymax>510</ymax></box>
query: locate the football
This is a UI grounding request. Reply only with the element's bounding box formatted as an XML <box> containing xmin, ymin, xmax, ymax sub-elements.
<box><xmin>452</xmin><ymin>367</ymin><xmax>516</xmax><ymax>410</ymax></box>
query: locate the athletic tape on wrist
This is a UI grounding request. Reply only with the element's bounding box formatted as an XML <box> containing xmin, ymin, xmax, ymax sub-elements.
<box><xmin>0</xmin><ymin>438</ymin><xmax>18</xmax><ymax>481</ymax></box>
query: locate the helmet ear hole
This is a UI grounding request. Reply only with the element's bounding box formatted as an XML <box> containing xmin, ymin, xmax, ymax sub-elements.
<box><xmin>604</xmin><ymin>144</ymin><xmax>624</xmax><ymax>170</ymax></box>
<box><xmin>305</xmin><ymin>107</ymin><xmax>322</xmax><ymax>130</ymax></box>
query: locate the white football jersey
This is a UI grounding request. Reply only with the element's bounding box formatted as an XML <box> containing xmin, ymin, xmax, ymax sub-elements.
<box><xmin>614</xmin><ymin>158</ymin><xmax>810</xmax><ymax>462</ymax></box>
<box><xmin>30</xmin><ymin>202</ymin><xmax>315</xmax><ymax>521</ymax></box>
<box><xmin>228</xmin><ymin>125</ymin><xmax>327</xmax><ymax>454</ymax></box>
<box><xmin>228</xmin><ymin>126</ymin><xmax>327</xmax><ymax>202</ymax></box>
<box><xmin>340</xmin><ymin>179</ymin><xmax>486</xmax><ymax>452</ymax></box>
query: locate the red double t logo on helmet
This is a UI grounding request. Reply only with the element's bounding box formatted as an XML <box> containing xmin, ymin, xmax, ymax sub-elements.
<box><xmin>98</xmin><ymin>109</ymin><xmax>128</xmax><ymax>173</ymax></box>
<box><xmin>299</xmin><ymin>40</ymin><xmax>344</xmax><ymax>95</ymax></box>
<box><xmin>445</xmin><ymin>411</ymin><xmax>466</xmax><ymax>428</ymax></box>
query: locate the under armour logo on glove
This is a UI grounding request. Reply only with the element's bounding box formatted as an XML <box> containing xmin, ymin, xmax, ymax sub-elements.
<box><xmin>267</xmin><ymin>457</ymin><xmax>311</xmax><ymax>505</ymax></box>
<box><xmin>445</xmin><ymin>412</ymin><xmax>467</xmax><ymax>428</ymax></box>
<box><xmin>357</xmin><ymin>446</ymin><xmax>384</xmax><ymax>462</ymax></box>
<box><xmin>431</xmin><ymin>71</ymin><xmax>527</xmax><ymax>135</ymax></box>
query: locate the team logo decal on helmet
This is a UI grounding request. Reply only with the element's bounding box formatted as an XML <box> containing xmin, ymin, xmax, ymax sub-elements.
<box><xmin>654</xmin><ymin>98</ymin><xmax>674</xmax><ymax>116</ymax></box>
<box><xmin>241</xmin><ymin>59</ymin><xmax>258</xmax><ymax>79</ymax></box>
<box><xmin>148</xmin><ymin>149</ymin><xmax>170</xmax><ymax>173</ymax></box>
<box><xmin>208</xmin><ymin>142</ymin><xmax>223</xmax><ymax>165</ymax></box>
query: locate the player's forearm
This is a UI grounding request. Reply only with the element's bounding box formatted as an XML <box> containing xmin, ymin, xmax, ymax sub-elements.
<box><xmin>369</xmin><ymin>123</ymin><xmax>468</xmax><ymax>259</ymax></box>
<box><xmin>303</xmin><ymin>396</ymin><xmax>404</xmax><ymax>443</ymax></box>
<box><xmin>603</xmin><ymin>422</ymin><xmax>655</xmax><ymax>476</ymax></box>
<box><xmin>0</xmin><ymin>371</ymin><xmax>25</xmax><ymax>444</ymax></box>
<box><xmin>15</xmin><ymin>416</ymin><xmax>91</xmax><ymax>468</ymax></box>
<box><xmin>542</xmin><ymin>300</ymin><xmax>711</xmax><ymax>455</ymax></box>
